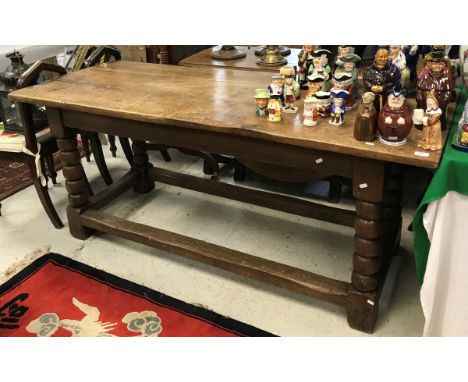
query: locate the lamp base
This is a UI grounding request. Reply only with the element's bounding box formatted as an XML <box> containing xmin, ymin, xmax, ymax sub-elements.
<box><xmin>255</xmin><ymin>46</ymin><xmax>291</xmax><ymax>57</ymax></box>
<box><xmin>210</xmin><ymin>46</ymin><xmax>246</xmax><ymax>60</ymax></box>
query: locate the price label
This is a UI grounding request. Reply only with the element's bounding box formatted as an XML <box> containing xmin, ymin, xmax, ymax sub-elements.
<box><xmin>414</xmin><ymin>151</ymin><xmax>430</xmax><ymax>158</ymax></box>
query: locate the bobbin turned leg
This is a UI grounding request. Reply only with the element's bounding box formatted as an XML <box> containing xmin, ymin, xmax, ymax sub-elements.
<box><xmin>382</xmin><ymin>164</ymin><xmax>403</xmax><ymax>254</ymax></box>
<box><xmin>347</xmin><ymin>199</ymin><xmax>383</xmax><ymax>332</ymax></box>
<box><xmin>347</xmin><ymin>159</ymin><xmax>386</xmax><ymax>333</ymax></box>
<box><xmin>48</xmin><ymin>108</ymin><xmax>94</xmax><ymax>239</ymax></box>
<box><xmin>132</xmin><ymin>139</ymin><xmax>154</xmax><ymax>193</ymax></box>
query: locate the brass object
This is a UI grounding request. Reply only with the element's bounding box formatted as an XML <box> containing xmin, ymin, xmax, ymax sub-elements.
<box><xmin>210</xmin><ymin>45</ymin><xmax>246</xmax><ymax>60</ymax></box>
<box><xmin>255</xmin><ymin>45</ymin><xmax>291</xmax><ymax>57</ymax></box>
<box><xmin>257</xmin><ymin>45</ymin><xmax>287</xmax><ymax>67</ymax></box>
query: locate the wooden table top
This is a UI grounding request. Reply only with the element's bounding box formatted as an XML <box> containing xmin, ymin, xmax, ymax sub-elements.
<box><xmin>179</xmin><ymin>46</ymin><xmax>301</xmax><ymax>73</ymax></box>
<box><xmin>9</xmin><ymin>61</ymin><xmax>449</xmax><ymax>169</ymax></box>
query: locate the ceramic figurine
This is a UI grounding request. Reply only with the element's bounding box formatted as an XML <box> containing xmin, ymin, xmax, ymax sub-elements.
<box><xmin>461</xmin><ymin>45</ymin><xmax>468</xmax><ymax>87</ymax></box>
<box><xmin>403</xmin><ymin>45</ymin><xmax>431</xmax><ymax>80</ymax></box>
<box><xmin>306</xmin><ymin>73</ymin><xmax>325</xmax><ymax>99</ymax></box>
<box><xmin>389</xmin><ymin>45</ymin><xmax>410</xmax><ymax>89</ymax></box>
<box><xmin>363</xmin><ymin>48</ymin><xmax>401</xmax><ymax>114</ymax></box>
<box><xmin>255</xmin><ymin>88</ymin><xmax>270</xmax><ymax>117</ymax></box>
<box><xmin>314</xmin><ymin>91</ymin><xmax>332</xmax><ymax>117</ymax></box>
<box><xmin>303</xmin><ymin>97</ymin><xmax>319</xmax><ymax>126</ymax></box>
<box><xmin>330</xmin><ymin>72</ymin><xmax>357</xmax><ymax>110</ymax></box>
<box><xmin>308</xmin><ymin>49</ymin><xmax>332</xmax><ymax>91</ymax></box>
<box><xmin>452</xmin><ymin>99</ymin><xmax>468</xmax><ymax>152</ymax></box>
<box><xmin>267</xmin><ymin>73</ymin><xmax>284</xmax><ymax>106</ymax></box>
<box><xmin>354</xmin><ymin>92</ymin><xmax>377</xmax><ymax>142</ymax></box>
<box><xmin>267</xmin><ymin>97</ymin><xmax>282</xmax><ymax>122</ymax></box>
<box><xmin>416</xmin><ymin>48</ymin><xmax>453</xmax><ymax>129</ymax></box>
<box><xmin>336</xmin><ymin>53</ymin><xmax>361</xmax><ymax>105</ymax></box>
<box><xmin>412</xmin><ymin>108</ymin><xmax>425</xmax><ymax>130</ymax></box>
<box><xmin>333</xmin><ymin>45</ymin><xmax>355</xmax><ymax>71</ymax></box>
<box><xmin>377</xmin><ymin>88</ymin><xmax>413</xmax><ymax>146</ymax></box>
<box><xmin>280</xmin><ymin>66</ymin><xmax>300</xmax><ymax>113</ymax></box>
<box><xmin>329</xmin><ymin>89</ymin><xmax>349</xmax><ymax>126</ymax></box>
<box><xmin>335</xmin><ymin>53</ymin><xmax>360</xmax><ymax>77</ymax></box>
<box><xmin>418</xmin><ymin>89</ymin><xmax>443</xmax><ymax>151</ymax></box>
<box><xmin>297</xmin><ymin>45</ymin><xmax>316</xmax><ymax>89</ymax></box>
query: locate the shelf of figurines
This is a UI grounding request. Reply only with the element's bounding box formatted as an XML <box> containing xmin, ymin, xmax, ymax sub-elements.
<box><xmin>255</xmin><ymin>45</ymin><xmax>464</xmax><ymax>155</ymax></box>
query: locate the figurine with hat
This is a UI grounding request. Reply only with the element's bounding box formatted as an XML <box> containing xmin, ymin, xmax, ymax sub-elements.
<box><xmin>329</xmin><ymin>89</ymin><xmax>349</xmax><ymax>126</ymax></box>
<box><xmin>418</xmin><ymin>89</ymin><xmax>443</xmax><ymax>151</ymax></box>
<box><xmin>333</xmin><ymin>46</ymin><xmax>356</xmax><ymax>72</ymax></box>
<box><xmin>308</xmin><ymin>49</ymin><xmax>332</xmax><ymax>91</ymax></box>
<box><xmin>297</xmin><ymin>45</ymin><xmax>317</xmax><ymax>89</ymax></box>
<box><xmin>363</xmin><ymin>47</ymin><xmax>401</xmax><ymax>114</ymax></box>
<box><xmin>402</xmin><ymin>45</ymin><xmax>432</xmax><ymax>83</ymax></box>
<box><xmin>267</xmin><ymin>73</ymin><xmax>285</xmax><ymax>105</ymax></box>
<box><xmin>255</xmin><ymin>88</ymin><xmax>270</xmax><ymax>117</ymax></box>
<box><xmin>303</xmin><ymin>97</ymin><xmax>319</xmax><ymax>127</ymax></box>
<box><xmin>335</xmin><ymin>53</ymin><xmax>361</xmax><ymax>107</ymax></box>
<box><xmin>334</xmin><ymin>53</ymin><xmax>360</xmax><ymax>78</ymax></box>
<box><xmin>330</xmin><ymin>72</ymin><xmax>357</xmax><ymax>110</ymax></box>
<box><xmin>389</xmin><ymin>45</ymin><xmax>411</xmax><ymax>90</ymax></box>
<box><xmin>416</xmin><ymin>47</ymin><xmax>453</xmax><ymax>129</ymax></box>
<box><xmin>354</xmin><ymin>92</ymin><xmax>377</xmax><ymax>142</ymax></box>
<box><xmin>377</xmin><ymin>86</ymin><xmax>413</xmax><ymax>146</ymax></box>
<box><xmin>306</xmin><ymin>73</ymin><xmax>325</xmax><ymax>99</ymax></box>
<box><xmin>314</xmin><ymin>91</ymin><xmax>332</xmax><ymax>117</ymax></box>
<box><xmin>280</xmin><ymin>66</ymin><xmax>300</xmax><ymax>113</ymax></box>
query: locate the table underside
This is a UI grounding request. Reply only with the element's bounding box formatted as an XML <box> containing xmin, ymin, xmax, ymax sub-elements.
<box><xmin>48</xmin><ymin>107</ymin><xmax>404</xmax><ymax>333</ymax></box>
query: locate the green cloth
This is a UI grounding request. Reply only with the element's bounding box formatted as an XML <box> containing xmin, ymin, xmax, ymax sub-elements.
<box><xmin>413</xmin><ymin>85</ymin><xmax>468</xmax><ymax>284</ymax></box>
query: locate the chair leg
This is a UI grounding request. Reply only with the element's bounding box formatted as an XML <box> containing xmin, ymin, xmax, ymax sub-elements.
<box><xmin>0</xmin><ymin>202</ymin><xmax>2</xmax><ymax>216</ymax></box>
<box><xmin>89</xmin><ymin>132</ymin><xmax>113</xmax><ymax>185</ymax></box>
<box><xmin>119</xmin><ymin>136</ymin><xmax>134</xmax><ymax>165</ymax></box>
<box><xmin>203</xmin><ymin>159</ymin><xmax>214</xmax><ymax>175</ymax></box>
<box><xmin>108</xmin><ymin>134</ymin><xmax>117</xmax><ymax>157</ymax></box>
<box><xmin>327</xmin><ymin>176</ymin><xmax>342</xmax><ymax>203</ymax></box>
<box><xmin>233</xmin><ymin>160</ymin><xmax>246</xmax><ymax>181</ymax></box>
<box><xmin>45</xmin><ymin>153</ymin><xmax>58</xmax><ymax>184</ymax></box>
<box><xmin>81</xmin><ymin>133</ymin><xmax>92</xmax><ymax>162</ymax></box>
<box><xmin>26</xmin><ymin>159</ymin><xmax>63</xmax><ymax>229</ymax></box>
<box><xmin>160</xmin><ymin>148</ymin><xmax>171</xmax><ymax>162</ymax></box>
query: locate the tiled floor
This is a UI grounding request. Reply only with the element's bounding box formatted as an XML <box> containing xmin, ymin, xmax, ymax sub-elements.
<box><xmin>0</xmin><ymin>142</ymin><xmax>428</xmax><ymax>336</ymax></box>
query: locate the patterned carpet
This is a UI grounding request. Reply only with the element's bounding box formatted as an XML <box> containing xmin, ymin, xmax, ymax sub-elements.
<box><xmin>0</xmin><ymin>116</ymin><xmax>86</xmax><ymax>202</ymax></box>
<box><xmin>0</xmin><ymin>149</ymin><xmax>81</xmax><ymax>202</ymax></box>
<box><xmin>0</xmin><ymin>159</ymin><xmax>41</xmax><ymax>202</ymax></box>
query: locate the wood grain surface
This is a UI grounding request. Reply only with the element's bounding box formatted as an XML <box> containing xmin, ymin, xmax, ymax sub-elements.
<box><xmin>9</xmin><ymin>61</ymin><xmax>449</xmax><ymax>169</ymax></box>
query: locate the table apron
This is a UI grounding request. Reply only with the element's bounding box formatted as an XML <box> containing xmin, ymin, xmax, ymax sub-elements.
<box><xmin>60</xmin><ymin>109</ymin><xmax>355</xmax><ymax>178</ymax></box>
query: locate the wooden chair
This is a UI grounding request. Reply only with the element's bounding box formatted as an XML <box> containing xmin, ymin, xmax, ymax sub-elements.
<box><xmin>78</xmin><ymin>46</ymin><xmax>134</xmax><ymax>185</ymax></box>
<box><xmin>0</xmin><ymin>62</ymin><xmax>69</xmax><ymax>227</ymax></box>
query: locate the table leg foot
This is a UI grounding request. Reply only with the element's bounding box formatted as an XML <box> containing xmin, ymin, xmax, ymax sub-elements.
<box><xmin>346</xmin><ymin>287</ymin><xmax>379</xmax><ymax>333</ymax></box>
<box><xmin>66</xmin><ymin>206</ymin><xmax>94</xmax><ymax>239</ymax></box>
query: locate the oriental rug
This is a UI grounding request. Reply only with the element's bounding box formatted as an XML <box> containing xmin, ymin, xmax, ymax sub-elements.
<box><xmin>0</xmin><ymin>253</ymin><xmax>273</xmax><ymax>337</ymax></box>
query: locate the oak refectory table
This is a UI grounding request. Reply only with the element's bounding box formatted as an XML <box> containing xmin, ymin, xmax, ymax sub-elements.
<box><xmin>9</xmin><ymin>61</ymin><xmax>448</xmax><ymax>333</ymax></box>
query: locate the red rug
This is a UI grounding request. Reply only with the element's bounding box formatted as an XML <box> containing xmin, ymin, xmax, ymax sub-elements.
<box><xmin>0</xmin><ymin>253</ymin><xmax>272</xmax><ymax>337</ymax></box>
